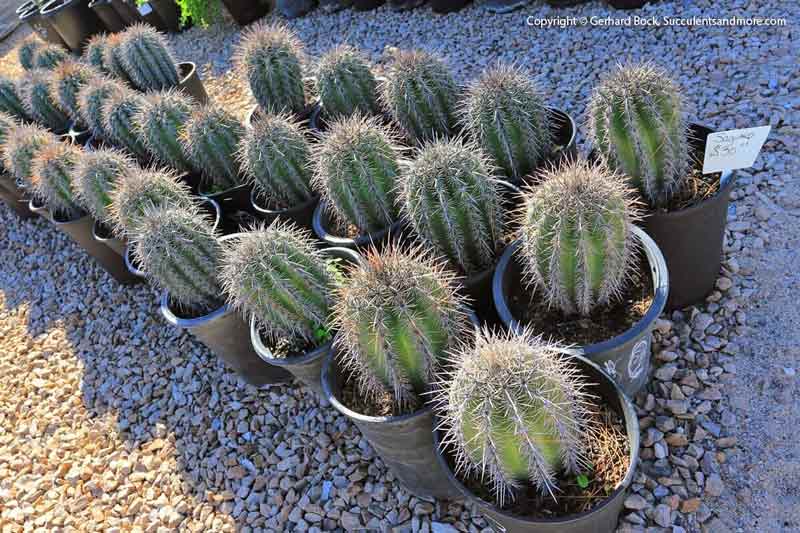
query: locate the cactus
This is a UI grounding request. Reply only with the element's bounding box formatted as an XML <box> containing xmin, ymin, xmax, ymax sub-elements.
<box><xmin>588</xmin><ymin>62</ymin><xmax>689</xmax><ymax>208</ymax></box>
<box><xmin>77</xmin><ymin>76</ymin><xmax>121</xmax><ymax>140</ymax></box>
<box><xmin>109</xmin><ymin>166</ymin><xmax>195</xmax><ymax>237</ymax></box>
<box><xmin>132</xmin><ymin>204</ymin><xmax>222</xmax><ymax>309</ymax></box>
<box><xmin>316</xmin><ymin>45</ymin><xmax>378</xmax><ymax>119</ymax></box>
<box><xmin>181</xmin><ymin>106</ymin><xmax>244</xmax><ymax>190</ymax></box>
<box><xmin>220</xmin><ymin>220</ymin><xmax>336</xmax><ymax>345</ymax></box>
<box><xmin>0</xmin><ymin>113</ymin><xmax>18</xmax><ymax>171</ymax></box>
<box><xmin>462</xmin><ymin>64</ymin><xmax>552</xmax><ymax>182</ymax></box>
<box><xmin>119</xmin><ymin>24</ymin><xmax>180</xmax><ymax>91</ymax></box>
<box><xmin>73</xmin><ymin>148</ymin><xmax>136</xmax><ymax>225</ymax></box>
<box><xmin>0</xmin><ymin>76</ymin><xmax>29</xmax><ymax>120</ymax></box>
<box><xmin>33</xmin><ymin>44</ymin><xmax>69</xmax><ymax>71</ymax></box>
<box><xmin>401</xmin><ymin>137</ymin><xmax>504</xmax><ymax>276</ymax></box>
<box><xmin>84</xmin><ymin>34</ymin><xmax>110</xmax><ymax>74</ymax></box>
<box><xmin>435</xmin><ymin>327</ymin><xmax>595</xmax><ymax>503</ymax></box>
<box><xmin>236</xmin><ymin>22</ymin><xmax>305</xmax><ymax>115</ymax></box>
<box><xmin>379</xmin><ymin>50</ymin><xmax>458</xmax><ymax>143</ymax></box>
<box><xmin>518</xmin><ymin>159</ymin><xmax>639</xmax><ymax>316</ymax></box>
<box><xmin>104</xmin><ymin>33</ymin><xmax>132</xmax><ymax>82</ymax></box>
<box><xmin>51</xmin><ymin>60</ymin><xmax>94</xmax><ymax>125</ymax></box>
<box><xmin>134</xmin><ymin>89</ymin><xmax>197</xmax><ymax>173</ymax></box>
<box><xmin>29</xmin><ymin>142</ymin><xmax>83</xmax><ymax>217</ymax></box>
<box><xmin>333</xmin><ymin>243</ymin><xmax>468</xmax><ymax>410</ymax></box>
<box><xmin>313</xmin><ymin>114</ymin><xmax>402</xmax><ymax>234</ymax></box>
<box><xmin>238</xmin><ymin>112</ymin><xmax>312</xmax><ymax>208</ymax></box>
<box><xmin>18</xmin><ymin>37</ymin><xmax>43</xmax><ymax>71</ymax></box>
<box><xmin>20</xmin><ymin>70</ymin><xmax>71</xmax><ymax>132</ymax></box>
<box><xmin>102</xmin><ymin>87</ymin><xmax>150</xmax><ymax>161</ymax></box>
<box><xmin>0</xmin><ymin>124</ymin><xmax>56</xmax><ymax>187</ymax></box>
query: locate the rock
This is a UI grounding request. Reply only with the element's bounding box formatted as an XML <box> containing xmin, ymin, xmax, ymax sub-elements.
<box><xmin>624</xmin><ymin>494</ymin><xmax>648</xmax><ymax>510</ymax></box>
<box><xmin>705</xmin><ymin>474</ymin><xmax>725</xmax><ymax>497</ymax></box>
<box><xmin>653</xmin><ymin>504</ymin><xmax>672</xmax><ymax>527</ymax></box>
<box><xmin>680</xmin><ymin>498</ymin><xmax>702</xmax><ymax>513</ymax></box>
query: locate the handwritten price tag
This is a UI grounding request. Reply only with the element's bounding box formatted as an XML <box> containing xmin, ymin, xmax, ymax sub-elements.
<box><xmin>138</xmin><ymin>2</ymin><xmax>153</xmax><ymax>16</ymax></box>
<box><xmin>702</xmin><ymin>126</ymin><xmax>770</xmax><ymax>174</ymax></box>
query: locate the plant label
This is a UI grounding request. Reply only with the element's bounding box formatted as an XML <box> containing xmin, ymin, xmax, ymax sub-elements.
<box><xmin>138</xmin><ymin>2</ymin><xmax>153</xmax><ymax>16</ymax></box>
<box><xmin>702</xmin><ymin>125</ymin><xmax>771</xmax><ymax>174</ymax></box>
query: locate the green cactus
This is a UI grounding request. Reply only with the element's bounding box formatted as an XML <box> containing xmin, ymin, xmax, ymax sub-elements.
<box><xmin>18</xmin><ymin>37</ymin><xmax>43</xmax><ymax>71</ymax></box>
<box><xmin>588</xmin><ymin>62</ymin><xmax>689</xmax><ymax>209</ymax></box>
<box><xmin>181</xmin><ymin>106</ymin><xmax>244</xmax><ymax>190</ymax></box>
<box><xmin>316</xmin><ymin>45</ymin><xmax>378</xmax><ymax>120</ymax></box>
<box><xmin>0</xmin><ymin>112</ymin><xmax>18</xmax><ymax>172</ymax></box>
<box><xmin>132</xmin><ymin>204</ymin><xmax>222</xmax><ymax>309</ymax></box>
<box><xmin>77</xmin><ymin>76</ymin><xmax>121</xmax><ymax>140</ymax></box>
<box><xmin>51</xmin><ymin>60</ymin><xmax>94</xmax><ymax>125</ymax></box>
<box><xmin>238</xmin><ymin>112</ymin><xmax>312</xmax><ymax>208</ymax></box>
<box><xmin>333</xmin><ymin>243</ymin><xmax>468</xmax><ymax>411</ymax></box>
<box><xmin>33</xmin><ymin>44</ymin><xmax>69</xmax><ymax>71</ymax></box>
<box><xmin>0</xmin><ymin>76</ymin><xmax>29</xmax><ymax>120</ymax></box>
<box><xmin>103</xmin><ymin>33</ymin><xmax>132</xmax><ymax>82</ymax></box>
<box><xmin>518</xmin><ymin>159</ymin><xmax>639</xmax><ymax>316</ymax></box>
<box><xmin>102</xmin><ymin>87</ymin><xmax>150</xmax><ymax>161</ymax></box>
<box><xmin>435</xmin><ymin>327</ymin><xmax>595</xmax><ymax>503</ymax></box>
<box><xmin>236</xmin><ymin>22</ymin><xmax>306</xmax><ymax>115</ymax></box>
<box><xmin>119</xmin><ymin>24</ymin><xmax>180</xmax><ymax>91</ymax></box>
<box><xmin>220</xmin><ymin>220</ymin><xmax>336</xmax><ymax>345</ymax></box>
<box><xmin>0</xmin><ymin>124</ymin><xmax>56</xmax><ymax>187</ymax></box>
<box><xmin>73</xmin><ymin>148</ymin><xmax>136</xmax><ymax>225</ymax></box>
<box><xmin>379</xmin><ymin>50</ymin><xmax>458</xmax><ymax>143</ymax></box>
<box><xmin>462</xmin><ymin>64</ymin><xmax>552</xmax><ymax>182</ymax></box>
<box><xmin>401</xmin><ymin>137</ymin><xmax>504</xmax><ymax>276</ymax></box>
<box><xmin>83</xmin><ymin>34</ymin><xmax>110</xmax><ymax>74</ymax></box>
<box><xmin>313</xmin><ymin>114</ymin><xmax>402</xmax><ymax>234</ymax></box>
<box><xmin>134</xmin><ymin>89</ymin><xmax>197</xmax><ymax>173</ymax></box>
<box><xmin>20</xmin><ymin>70</ymin><xmax>71</xmax><ymax>132</ymax></box>
<box><xmin>30</xmin><ymin>142</ymin><xmax>83</xmax><ymax>218</ymax></box>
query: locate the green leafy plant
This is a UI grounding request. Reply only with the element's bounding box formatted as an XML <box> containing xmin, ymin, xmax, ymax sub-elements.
<box><xmin>119</xmin><ymin>24</ymin><xmax>181</xmax><ymax>91</ymax></box>
<box><xmin>0</xmin><ymin>76</ymin><xmax>30</xmax><ymax>120</ymax></box>
<box><xmin>175</xmin><ymin>0</ymin><xmax>222</xmax><ymax>27</ymax></box>
<box><xmin>20</xmin><ymin>70</ymin><xmax>70</xmax><ymax>132</ymax></box>
<box><xmin>30</xmin><ymin>142</ymin><xmax>83</xmax><ymax>218</ymax></box>
<box><xmin>135</xmin><ymin>89</ymin><xmax>197</xmax><ymax>173</ymax></box>
<box><xmin>0</xmin><ymin>124</ymin><xmax>56</xmax><ymax>187</ymax></box>
<box><xmin>83</xmin><ymin>34</ymin><xmax>110</xmax><ymax>74</ymax></box>
<box><xmin>181</xmin><ymin>106</ymin><xmax>245</xmax><ymax>190</ymax></box>
<box><xmin>51</xmin><ymin>60</ymin><xmax>94</xmax><ymax>126</ymax></box>
<box><xmin>73</xmin><ymin>148</ymin><xmax>136</xmax><ymax>226</ymax></box>
<box><xmin>77</xmin><ymin>76</ymin><xmax>123</xmax><ymax>140</ymax></box>
<box><xmin>316</xmin><ymin>45</ymin><xmax>378</xmax><ymax>119</ymax></box>
<box><xmin>102</xmin><ymin>87</ymin><xmax>150</xmax><ymax>161</ymax></box>
<box><xmin>18</xmin><ymin>37</ymin><xmax>43</xmax><ymax>71</ymax></box>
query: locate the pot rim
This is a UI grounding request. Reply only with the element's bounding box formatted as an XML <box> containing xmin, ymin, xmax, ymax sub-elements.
<box><xmin>493</xmin><ymin>225</ymin><xmax>669</xmax><ymax>355</ymax></box>
<box><xmin>50</xmin><ymin>208</ymin><xmax>87</xmax><ymax>225</ymax></box>
<box><xmin>124</xmin><ymin>245</ymin><xmax>147</xmax><ymax>278</ymax></box>
<box><xmin>646</xmin><ymin>168</ymin><xmax>735</xmax><ymax>221</ymax></box>
<box><xmin>16</xmin><ymin>1</ymin><xmax>35</xmax><ymax>15</ymax></box>
<box><xmin>312</xmin><ymin>200</ymin><xmax>404</xmax><ymax>248</ymax></box>
<box><xmin>432</xmin><ymin>352</ymin><xmax>640</xmax><ymax>525</ymax></box>
<box><xmin>250</xmin><ymin>187</ymin><xmax>319</xmax><ymax>217</ymax></box>
<box><xmin>159</xmin><ymin>290</ymin><xmax>232</xmax><ymax>329</ymax></box>
<box><xmin>91</xmin><ymin>218</ymin><xmax>116</xmax><ymax>241</ymax></box>
<box><xmin>198</xmin><ymin>181</ymin><xmax>249</xmax><ymax>200</ymax></box>
<box><xmin>40</xmin><ymin>0</ymin><xmax>73</xmax><ymax>16</ymax></box>
<box><xmin>545</xmin><ymin>106</ymin><xmax>577</xmax><ymax>156</ymax></box>
<box><xmin>177</xmin><ymin>61</ymin><xmax>196</xmax><ymax>85</ymax></box>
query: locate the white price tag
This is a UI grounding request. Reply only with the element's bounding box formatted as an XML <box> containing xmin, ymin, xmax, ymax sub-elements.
<box><xmin>138</xmin><ymin>2</ymin><xmax>153</xmax><ymax>16</ymax></box>
<box><xmin>702</xmin><ymin>126</ymin><xmax>770</xmax><ymax>174</ymax></box>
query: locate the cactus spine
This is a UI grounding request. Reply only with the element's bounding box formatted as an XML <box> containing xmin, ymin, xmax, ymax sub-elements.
<box><xmin>435</xmin><ymin>327</ymin><xmax>595</xmax><ymax>503</ymax></box>
<box><xmin>589</xmin><ymin>62</ymin><xmax>689</xmax><ymax>208</ymax></box>
<box><xmin>104</xmin><ymin>33</ymin><xmax>132</xmax><ymax>82</ymax></box>
<box><xmin>135</xmin><ymin>90</ymin><xmax>197</xmax><ymax>173</ymax></box>
<box><xmin>0</xmin><ymin>76</ymin><xmax>29</xmax><ymax>120</ymax></box>
<box><xmin>380</xmin><ymin>50</ymin><xmax>458</xmax><ymax>143</ymax></box>
<box><xmin>316</xmin><ymin>45</ymin><xmax>378</xmax><ymax>119</ymax></box>
<box><xmin>51</xmin><ymin>60</ymin><xmax>94</xmax><ymax>125</ymax></box>
<box><xmin>102</xmin><ymin>88</ymin><xmax>150</xmax><ymax>161</ymax></box>
<box><xmin>33</xmin><ymin>44</ymin><xmax>69</xmax><ymax>71</ymax></box>
<box><xmin>18</xmin><ymin>37</ymin><xmax>42</xmax><ymax>71</ymax></box>
<box><xmin>132</xmin><ymin>204</ymin><xmax>222</xmax><ymax>309</ymax></box>
<box><xmin>236</xmin><ymin>22</ymin><xmax>305</xmax><ymax>115</ymax></box>
<box><xmin>220</xmin><ymin>221</ymin><xmax>336</xmax><ymax>344</ymax></box>
<box><xmin>181</xmin><ymin>106</ymin><xmax>244</xmax><ymax>190</ymax></box>
<box><xmin>462</xmin><ymin>64</ymin><xmax>552</xmax><ymax>182</ymax></box>
<box><xmin>30</xmin><ymin>142</ymin><xmax>83</xmax><ymax>218</ymax></box>
<box><xmin>518</xmin><ymin>159</ymin><xmax>639</xmax><ymax>316</ymax></box>
<box><xmin>401</xmin><ymin>138</ymin><xmax>504</xmax><ymax>276</ymax></box>
<box><xmin>1</xmin><ymin>124</ymin><xmax>56</xmax><ymax>187</ymax></box>
<box><xmin>238</xmin><ymin>112</ymin><xmax>312</xmax><ymax>208</ymax></box>
<box><xmin>73</xmin><ymin>148</ymin><xmax>135</xmax><ymax>225</ymax></box>
<box><xmin>84</xmin><ymin>34</ymin><xmax>110</xmax><ymax>74</ymax></box>
<box><xmin>333</xmin><ymin>243</ymin><xmax>468</xmax><ymax>410</ymax></box>
<box><xmin>313</xmin><ymin>114</ymin><xmax>402</xmax><ymax>234</ymax></box>
<box><xmin>77</xmin><ymin>77</ymin><xmax>121</xmax><ymax>140</ymax></box>
<box><xmin>20</xmin><ymin>70</ymin><xmax>71</xmax><ymax>132</ymax></box>
<box><xmin>119</xmin><ymin>24</ymin><xmax>180</xmax><ymax>91</ymax></box>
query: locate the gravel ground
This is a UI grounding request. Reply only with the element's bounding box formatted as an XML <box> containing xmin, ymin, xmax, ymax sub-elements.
<box><xmin>0</xmin><ymin>1</ymin><xmax>797</xmax><ymax>531</ymax></box>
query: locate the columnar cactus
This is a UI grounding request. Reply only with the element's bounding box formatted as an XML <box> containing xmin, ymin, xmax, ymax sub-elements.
<box><xmin>181</xmin><ymin>106</ymin><xmax>244</xmax><ymax>190</ymax></box>
<box><xmin>0</xmin><ymin>76</ymin><xmax>29</xmax><ymax>120</ymax></box>
<box><xmin>20</xmin><ymin>70</ymin><xmax>71</xmax><ymax>132</ymax></box>
<box><xmin>518</xmin><ymin>159</ymin><xmax>639</xmax><ymax>316</ymax></box>
<box><xmin>588</xmin><ymin>62</ymin><xmax>689</xmax><ymax>208</ymax></box>
<box><xmin>104</xmin><ymin>33</ymin><xmax>132</xmax><ymax>82</ymax></box>
<box><xmin>0</xmin><ymin>113</ymin><xmax>18</xmax><ymax>170</ymax></box>
<box><xmin>379</xmin><ymin>50</ymin><xmax>458</xmax><ymax>143</ymax></box>
<box><xmin>84</xmin><ymin>34</ymin><xmax>110</xmax><ymax>74</ymax></box>
<box><xmin>0</xmin><ymin>124</ymin><xmax>56</xmax><ymax>186</ymax></box>
<box><xmin>313</xmin><ymin>114</ymin><xmax>402</xmax><ymax>234</ymax></box>
<box><xmin>33</xmin><ymin>44</ymin><xmax>69</xmax><ymax>71</ymax></box>
<box><xmin>134</xmin><ymin>90</ymin><xmax>196</xmax><ymax>173</ymax></box>
<box><xmin>30</xmin><ymin>142</ymin><xmax>83</xmax><ymax>218</ymax></box>
<box><xmin>119</xmin><ymin>24</ymin><xmax>180</xmax><ymax>91</ymax></box>
<box><xmin>238</xmin><ymin>113</ymin><xmax>312</xmax><ymax>208</ymax></box>
<box><xmin>236</xmin><ymin>22</ymin><xmax>306</xmax><ymax>115</ymax></box>
<box><xmin>401</xmin><ymin>138</ymin><xmax>504</xmax><ymax>276</ymax></box>
<box><xmin>220</xmin><ymin>221</ymin><xmax>336</xmax><ymax>344</ymax></box>
<box><xmin>316</xmin><ymin>45</ymin><xmax>378</xmax><ymax>119</ymax></box>
<box><xmin>77</xmin><ymin>77</ymin><xmax>121</xmax><ymax>140</ymax></box>
<box><xmin>73</xmin><ymin>148</ymin><xmax>135</xmax><ymax>225</ymax></box>
<box><xmin>109</xmin><ymin>167</ymin><xmax>194</xmax><ymax>236</ymax></box>
<box><xmin>435</xmin><ymin>327</ymin><xmax>595</xmax><ymax>503</ymax></box>
<box><xmin>18</xmin><ymin>37</ymin><xmax>42</xmax><ymax>71</ymax></box>
<box><xmin>51</xmin><ymin>60</ymin><xmax>94</xmax><ymax>125</ymax></box>
<box><xmin>462</xmin><ymin>64</ymin><xmax>552</xmax><ymax>182</ymax></box>
<box><xmin>102</xmin><ymin>88</ymin><xmax>150</xmax><ymax>161</ymax></box>
<box><xmin>132</xmin><ymin>204</ymin><xmax>222</xmax><ymax>309</ymax></box>
<box><xmin>333</xmin><ymin>243</ymin><xmax>468</xmax><ymax>410</ymax></box>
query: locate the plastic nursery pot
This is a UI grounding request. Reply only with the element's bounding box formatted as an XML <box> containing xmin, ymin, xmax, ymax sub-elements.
<box><xmin>640</xmin><ymin>124</ymin><xmax>736</xmax><ymax>311</ymax></box>
<box><xmin>245</xmin><ymin>99</ymin><xmax>322</xmax><ymax>131</ymax></box>
<box><xmin>434</xmin><ymin>354</ymin><xmax>640</xmax><ymax>533</ymax></box>
<box><xmin>148</xmin><ymin>0</ymin><xmax>182</xmax><ymax>32</ymax></box>
<box><xmin>88</xmin><ymin>0</ymin><xmax>127</xmax><ymax>32</ymax></box>
<box><xmin>251</xmin><ymin>189</ymin><xmax>320</xmax><ymax>232</ymax></box>
<box><xmin>40</xmin><ymin>0</ymin><xmax>105</xmax><ymax>54</ymax></box>
<box><xmin>130</xmin><ymin>1</ymin><xmax>170</xmax><ymax>31</ymax></box>
<box><xmin>220</xmin><ymin>0</ymin><xmax>270</xmax><ymax>26</ymax></box>
<box><xmin>200</xmin><ymin>183</ymin><xmax>262</xmax><ymax>235</ymax></box>
<box><xmin>0</xmin><ymin>174</ymin><xmax>35</xmax><ymax>219</ymax></box>
<box><xmin>18</xmin><ymin>1</ymin><xmax>69</xmax><ymax>47</ymax></box>
<box><xmin>352</xmin><ymin>0</ymin><xmax>385</xmax><ymax>9</ymax></box>
<box><xmin>110</xmin><ymin>0</ymin><xmax>144</xmax><ymax>25</ymax></box>
<box><xmin>176</xmin><ymin>62</ymin><xmax>209</xmax><ymax>105</ymax></box>
<box><xmin>321</xmin><ymin>349</ymin><xmax>463</xmax><ymax>500</ymax></box>
<box><xmin>250</xmin><ymin>246</ymin><xmax>362</xmax><ymax>396</ymax></box>
<box><xmin>92</xmin><ymin>220</ymin><xmax>126</xmax><ymax>256</ymax></box>
<box><xmin>492</xmin><ymin>226</ymin><xmax>669</xmax><ymax>397</ymax></box>
<box><xmin>311</xmin><ymin>202</ymin><xmax>407</xmax><ymax>252</ymax></box>
<box><xmin>28</xmin><ymin>197</ymin><xmax>53</xmax><ymax>221</ymax></box>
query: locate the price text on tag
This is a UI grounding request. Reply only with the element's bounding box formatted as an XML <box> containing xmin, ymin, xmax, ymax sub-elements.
<box><xmin>702</xmin><ymin>125</ymin><xmax>770</xmax><ymax>174</ymax></box>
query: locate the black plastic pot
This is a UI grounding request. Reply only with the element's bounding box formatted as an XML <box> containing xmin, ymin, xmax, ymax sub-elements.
<box><xmin>200</xmin><ymin>183</ymin><xmax>263</xmax><ymax>234</ymax></box>
<box><xmin>245</xmin><ymin>98</ymin><xmax>321</xmax><ymax>131</ymax></box>
<box><xmin>40</xmin><ymin>0</ymin><xmax>105</xmax><ymax>54</ymax></box>
<box><xmin>28</xmin><ymin>196</ymin><xmax>52</xmax><ymax>220</ymax></box>
<box><xmin>434</xmin><ymin>354</ymin><xmax>640</xmax><ymax>533</ymax></box>
<box><xmin>18</xmin><ymin>1</ymin><xmax>68</xmax><ymax>47</ymax></box>
<box><xmin>92</xmin><ymin>219</ymin><xmax>126</xmax><ymax>256</ymax></box>
<box><xmin>176</xmin><ymin>62</ymin><xmax>208</xmax><ymax>105</ymax></box>
<box><xmin>88</xmin><ymin>0</ymin><xmax>126</xmax><ymax>32</ymax></box>
<box><xmin>250</xmin><ymin>246</ymin><xmax>361</xmax><ymax>396</ymax></box>
<box><xmin>0</xmin><ymin>174</ymin><xmax>34</xmax><ymax>219</ymax></box>
<box><xmin>251</xmin><ymin>189</ymin><xmax>320</xmax><ymax>231</ymax></box>
<box><xmin>493</xmin><ymin>226</ymin><xmax>668</xmax><ymax>396</ymax></box>
<box><xmin>608</xmin><ymin>0</ymin><xmax>647</xmax><ymax>8</ymax></box>
<box><xmin>123</xmin><ymin>245</ymin><xmax>147</xmax><ymax>278</ymax></box>
<box><xmin>110</xmin><ymin>0</ymin><xmax>143</xmax><ymax>25</ymax></box>
<box><xmin>312</xmin><ymin>202</ymin><xmax>406</xmax><ymax>252</ymax></box>
<box><xmin>321</xmin><ymin>349</ymin><xmax>463</xmax><ymax>500</ymax></box>
<box><xmin>148</xmin><ymin>0</ymin><xmax>181</xmax><ymax>32</ymax></box>
<box><xmin>221</xmin><ymin>0</ymin><xmax>270</xmax><ymax>25</ymax></box>
<box><xmin>130</xmin><ymin>1</ymin><xmax>168</xmax><ymax>31</ymax></box>
<box><xmin>641</xmin><ymin>124</ymin><xmax>735</xmax><ymax>311</ymax></box>
<box><xmin>430</xmin><ymin>0</ymin><xmax>471</xmax><ymax>12</ymax></box>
